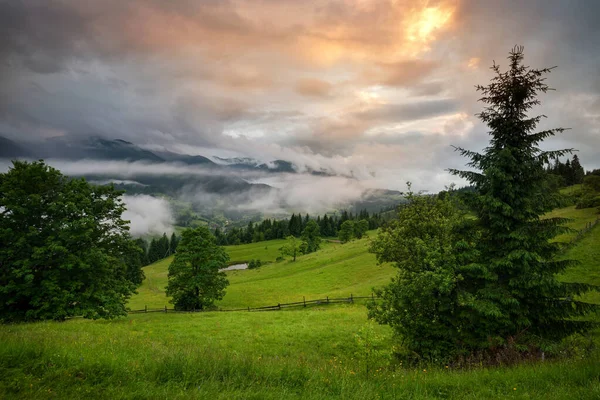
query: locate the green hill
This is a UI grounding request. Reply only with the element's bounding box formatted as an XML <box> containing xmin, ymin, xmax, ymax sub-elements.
<box><xmin>2</xmin><ymin>206</ymin><xmax>599</xmax><ymax>399</ymax></box>
<box><xmin>128</xmin><ymin>232</ymin><xmax>395</xmax><ymax>310</ymax></box>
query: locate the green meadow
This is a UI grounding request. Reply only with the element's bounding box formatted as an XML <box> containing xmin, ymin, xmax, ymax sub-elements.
<box><xmin>1</xmin><ymin>206</ymin><xmax>600</xmax><ymax>399</ymax></box>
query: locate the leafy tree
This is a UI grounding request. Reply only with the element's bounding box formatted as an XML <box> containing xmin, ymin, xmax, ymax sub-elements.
<box><xmin>338</xmin><ymin>220</ymin><xmax>354</xmax><ymax>243</ymax></box>
<box><xmin>353</xmin><ymin>219</ymin><xmax>369</xmax><ymax>239</ymax></box>
<box><xmin>449</xmin><ymin>47</ymin><xmax>597</xmax><ymax>352</ymax></box>
<box><xmin>280</xmin><ymin>235</ymin><xmax>302</xmax><ymax>261</ymax></box>
<box><xmin>300</xmin><ymin>220</ymin><xmax>321</xmax><ymax>254</ymax></box>
<box><xmin>369</xmin><ymin>187</ymin><xmax>477</xmax><ymax>360</ymax></box>
<box><xmin>0</xmin><ymin>161</ymin><xmax>137</xmax><ymax>321</ymax></box>
<box><xmin>166</xmin><ymin>227</ymin><xmax>229</xmax><ymax>311</ymax></box>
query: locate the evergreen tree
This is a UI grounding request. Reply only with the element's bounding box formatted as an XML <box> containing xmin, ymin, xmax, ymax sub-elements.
<box><xmin>571</xmin><ymin>155</ymin><xmax>585</xmax><ymax>184</ymax></box>
<box><xmin>449</xmin><ymin>46</ymin><xmax>596</xmax><ymax>351</ymax></box>
<box><xmin>148</xmin><ymin>238</ymin><xmax>159</xmax><ymax>263</ymax></box>
<box><xmin>134</xmin><ymin>238</ymin><xmax>149</xmax><ymax>266</ymax></box>
<box><xmin>169</xmin><ymin>232</ymin><xmax>179</xmax><ymax>254</ymax></box>
<box><xmin>158</xmin><ymin>233</ymin><xmax>170</xmax><ymax>258</ymax></box>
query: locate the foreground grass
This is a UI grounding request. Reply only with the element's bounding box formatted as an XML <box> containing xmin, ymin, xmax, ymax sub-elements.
<box><xmin>3</xmin><ymin>210</ymin><xmax>600</xmax><ymax>399</ymax></box>
<box><xmin>1</xmin><ymin>305</ymin><xmax>599</xmax><ymax>399</ymax></box>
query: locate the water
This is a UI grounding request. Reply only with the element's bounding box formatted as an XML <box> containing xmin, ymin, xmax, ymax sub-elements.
<box><xmin>219</xmin><ymin>263</ymin><xmax>248</xmax><ymax>272</ymax></box>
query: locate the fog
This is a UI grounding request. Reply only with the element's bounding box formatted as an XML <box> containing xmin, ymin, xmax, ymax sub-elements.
<box><xmin>122</xmin><ymin>195</ymin><xmax>174</xmax><ymax>237</ymax></box>
<box><xmin>0</xmin><ymin>158</ymin><xmax>406</xmax><ymax>236</ymax></box>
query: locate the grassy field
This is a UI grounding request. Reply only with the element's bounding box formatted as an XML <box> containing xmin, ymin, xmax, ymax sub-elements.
<box><xmin>129</xmin><ymin>232</ymin><xmax>394</xmax><ymax>310</ymax></box>
<box><xmin>1</xmin><ymin>206</ymin><xmax>600</xmax><ymax>399</ymax></box>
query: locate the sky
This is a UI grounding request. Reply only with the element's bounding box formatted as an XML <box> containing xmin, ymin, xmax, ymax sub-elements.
<box><xmin>1</xmin><ymin>0</ymin><xmax>599</xmax><ymax>192</ymax></box>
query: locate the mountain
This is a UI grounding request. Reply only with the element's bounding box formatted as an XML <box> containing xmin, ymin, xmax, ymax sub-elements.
<box><xmin>0</xmin><ymin>136</ymin><xmax>31</xmax><ymax>158</ymax></box>
<box><xmin>80</xmin><ymin>137</ymin><xmax>165</xmax><ymax>162</ymax></box>
<box><xmin>154</xmin><ymin>150</ymin><xmax>215</xmax><ymax>166</ymax></box>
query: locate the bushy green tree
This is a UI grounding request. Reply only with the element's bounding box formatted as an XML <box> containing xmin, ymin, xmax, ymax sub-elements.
<box><xmin>338</xmin><ymin>220</ymin><xmax>354</xmax><ymax>243</ymax></box>
<box><xmin>166</xmin><ymin>227</ymin><xmax>229</xmax><ymax>311</ymax></box>
<box><xmin>0</xmin><ymin>161</ymin><xmax>137</xmax><ymax>321</ymax></box>
<box><xmin>353</xmin><ymin>219</ymin><xmax>369</xmax><ymax>239</ymax></box>
<box><xmin>300</xmin><ymin>220</ymin><xmax>321</xmax><ymax>254</ymax></box>
<box><xmin>280</xmin><ymin>235</ymin><xmax>302</xmax><ymax>261</ymax></box>
<box><xmin>449</xmin><ymin>46</ymin><xmax>597</xmax><ymax>351</ymax></box>
<box><xmin>369</xmin><ymin>187</ymin><xmax>477</xmax><ymax>360</ymax></box>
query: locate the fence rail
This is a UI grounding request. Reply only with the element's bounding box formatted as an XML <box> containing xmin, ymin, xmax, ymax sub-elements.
<box><xmin>128</xmin><ymin>293</ymin><xmax>379</xmax><ymax>315</ymax></box>
<box><xmin>573</xmin><ymin>216</ymin><xmax>600</xmax><ymax>242</ymax></box>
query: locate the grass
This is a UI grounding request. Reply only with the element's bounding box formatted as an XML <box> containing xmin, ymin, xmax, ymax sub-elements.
<box><xmin>2</xmin><ymin>207</ymin><xmax>600</xmax><ymax>399</ymax></box>
<box><xmin>129</xmin><ymin>232</ymin><xmax>394</xmax><ymax>310</ymax></box>
<box><xmin>1</xmin><ymin>306</ymin><xmax>599</xmax><ymax>399</ymax></box>
<box><xmin>543</xmin><ymin>205</ymin><xmax>599</xmax><ymax>243</ymax></box>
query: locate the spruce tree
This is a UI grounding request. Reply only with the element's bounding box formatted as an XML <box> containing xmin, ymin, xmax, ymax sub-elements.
<box><xmin>449</xmin><ymin>46</ymin><xmax>597</xmax><ymax>349</ymax></box>
<box><xmin>571</xmin><ymin>155</ymin><xmax>585</xmax><ymax>184</ymax></box>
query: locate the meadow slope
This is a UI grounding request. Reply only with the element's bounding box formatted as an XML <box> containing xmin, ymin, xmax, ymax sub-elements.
<box><xmin>1</xmin><ymin>207</ymin><xmax>599</xmax><ymax>399</ymax></box>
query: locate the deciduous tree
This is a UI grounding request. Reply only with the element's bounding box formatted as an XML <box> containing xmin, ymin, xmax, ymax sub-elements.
<box><xmin>0</xmin><ymin>161</ymin><xmax>137</xmax><ymax>321</ymax></box>
<box><xmin>166</xmin><ymin>227</ymin><xmax>229</xmax><ymax>311</ymax></box>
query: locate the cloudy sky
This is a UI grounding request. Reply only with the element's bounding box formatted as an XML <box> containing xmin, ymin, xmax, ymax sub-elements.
<box><xmin>1</xmin><ymin>0</ymin><xmax>599</xmax><ymax>191</ymax></box>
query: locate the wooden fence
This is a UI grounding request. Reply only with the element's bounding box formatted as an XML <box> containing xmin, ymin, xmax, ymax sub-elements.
<box><xmin>573</xmin><ymin>216</ymin><xmax>600</xmax><ymax>242</ymax></box>
<box><xmin>128</xmin><ymin>293</ymin><xmax>379</xmax><ymax>315</ymax></box>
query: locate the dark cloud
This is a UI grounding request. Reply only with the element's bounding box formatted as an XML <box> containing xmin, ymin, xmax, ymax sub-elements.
<box><xmin>357</xmin><ymin>100</ymin><xmax>459</xmax><ymax>122</ymax></box>
<box><xmin>0</xmin><ymin>0</ymin><xmax>599</xmax><ymax>188</ymax></box>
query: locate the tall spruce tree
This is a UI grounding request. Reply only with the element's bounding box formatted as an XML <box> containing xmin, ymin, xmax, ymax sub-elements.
<box><xmin>449</xmin><ymin>46</ymin><xmax>597</xmax><ymax>349</ymax></box>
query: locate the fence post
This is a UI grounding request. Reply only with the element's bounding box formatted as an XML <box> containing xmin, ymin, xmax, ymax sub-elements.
<box><xmin>278</xmin><ymin>303</ymin><xmax>281</xmax><ymax>310</ymax></box>
<box><xmin>303</xmin><ymin>296</ymin><xmax>306</xmax><ymax>307</ymax></box>
<box><xmin>326</xmin><ymin>296</ymin><xmax>329</xmax><ymax>304</ymax></box>
<box><xmin>350</xmin><ymin>293</ymin><xmax>353</xmax><ymax>303</ymax></box>
<box><xmin>145</xmin><ymin>305</ymin><xmax>147</xmax><ymax>313</ymax></box>
<box><xmin>248</xmin><ymin>306</ymin><xmax>250</xmax><ymax>312</ymax></box>
<box><xmin>164</xmin><ymin>305</ymin><xmax>167</xmax><ymax>313</ymax></box>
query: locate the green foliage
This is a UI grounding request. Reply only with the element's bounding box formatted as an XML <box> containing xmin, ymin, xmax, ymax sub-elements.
<box><xmin>339</xmin><ymin>220</ymin><xmax>354</xmax><ymax>243</ymax></box>
<box><xmin>166</xmin><ymin>227</ymin><xmax>229</xmax><ymax>310</ymax></box>
<box><xmin>123</xmin><ymin>239</ymin><xmax>146</xmax><ymax>286</ymax></box>
<box><xmin>248</xmin><ymin>259</ymin><xmax>262</xmax><ymax>269</ymax></box>
<box><xmin>353</xmin><ymin>220</ymin><xmax>369</xmax><ymax>239</ymax></box>
<box><xmin>575</xmin><ymin>175</ymin><xmax>600</xmax><ymax>210</ymax></box>
<box><xmin>300</xmin><ymin>220</ymin><xmax>321</xmax><ymax>254</ymax></box>
<box><xmin>0</xmin><ymin>161</ymin><xmax>137</xmax><ymax>321</ymax></box>
<box><xmin>449</xmin><ymin>47</ymin><xmax>598</xmax><ymax>351</ymax></box>
<box><xmin>353</xmin><ymin>321</ymin><xmax>392</xmax><ymax>379</ymax></box>
<box><xmin>169</xmin><ymin>232</ymin><xmax>178</xmax><ymax>254</ymax></box>
<box><xmin>369</xmin><ymin>187</ymin><xmax>478</xmax><ymax>360</ymax></box>
<box><xmin>280</xmin><ymin>235</ymin><xmax>302</xmax><ymax>261</ymax></box>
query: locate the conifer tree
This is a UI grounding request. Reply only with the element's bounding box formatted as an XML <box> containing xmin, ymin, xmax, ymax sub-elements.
<box><xmin>449</xmin><ymin>46</ymin><xmax>597</xmax><ymax>349</ymax></box>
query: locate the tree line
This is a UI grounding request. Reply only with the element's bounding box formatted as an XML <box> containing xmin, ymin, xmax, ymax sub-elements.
<box><xmin>213</xmin><ymin>209</ymin><xmax>382</xmax><ymax>246</ymax></box>
<box><xmin>545</xmin><ymin>154</ymin><xmax>585</xmax><ymax>186</ymax></box>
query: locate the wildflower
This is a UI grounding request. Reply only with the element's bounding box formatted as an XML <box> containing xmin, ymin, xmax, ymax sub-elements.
<box><xmin>423</xmin><ymin>369</ymin><xmax>427</xmax><ymax>373</ymax></box>
<box><xmin>514</xmin><ymin>388</ymin><xmax>517</xmax><ymax>391</ymax></box>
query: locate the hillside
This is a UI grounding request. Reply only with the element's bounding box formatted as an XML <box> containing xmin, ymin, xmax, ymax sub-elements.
<box><xmin>2</xmin><ymin>207</ymin><xmax>599</xmax><ymax>399</ymax></box>
<box><xmin>128</xmin><ymin>232</ymin><xmax>395</xmax><ymax>310</ymax></box>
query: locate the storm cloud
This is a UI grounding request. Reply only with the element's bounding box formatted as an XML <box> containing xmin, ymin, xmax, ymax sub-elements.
<box><xmin>1</xmin><ymin>0</ymin><xmax>599</xmax><ymax>192</ymax></box>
